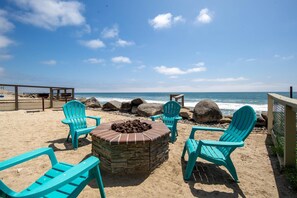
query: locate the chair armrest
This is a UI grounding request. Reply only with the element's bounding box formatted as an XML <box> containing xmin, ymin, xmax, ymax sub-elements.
<box><xmin>199</xmin><ymin>140</ymin><xmax>244</xmax><ymax>148</ymax></box>
<box><xmin>16</xmin><ymin>156</ymin><xmax>100</xmax><ymax>198</ymax></box>
<box><xmin>0</xmin><ymin>148</ymin><xmax>58</xmax><ymax>171</ymax></box>
<box><xmin>189</xmin><ymin>126</ymin><xmax>226</xmax><ymax>139</ymax></box>
<box><xmin>150</xmin><ymin>114</ymin><xmax>162</xmax><ymax>121</ymax></box>
<box><xmin>86</xmin><ymin>116</ymin><xmax>101</xmax><ymax>126</ymax></box>
<box><xmin>174</xmin><ymin>116</ymin><xmax>182</xmax><ymax>121</ymax></box>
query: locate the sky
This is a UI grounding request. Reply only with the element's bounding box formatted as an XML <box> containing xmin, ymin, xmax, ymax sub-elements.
<box><xmin>0</xmin><ymin>0</ymin><xmax>296</xmax><ymax>92</ymax></box>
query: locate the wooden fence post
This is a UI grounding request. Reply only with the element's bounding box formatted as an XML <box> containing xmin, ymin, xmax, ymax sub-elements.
<box><xmin>284</xmin><ymin>105</ymin><xmax>296</xmax><ymax>167</ymax></box>
<box><xmin>267</xmin><ymin>95</ymin><xmax>274</xmax><ymax>134</ymax></box>
<box><xmin>50</xmin><ymin>88</ymin><xmax>53</xmax><ymax>108</ymax></box>
<box><xmin>15</xmin><ymin>85</ymin><xmax>18</xmax><ymax>110</ymax></box>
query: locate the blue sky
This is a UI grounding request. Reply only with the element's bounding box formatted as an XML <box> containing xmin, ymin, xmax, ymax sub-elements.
<box><xmin>0</xmin><ymin>0</ymin><xmax>296</xmax><ymax>92</ymax></box>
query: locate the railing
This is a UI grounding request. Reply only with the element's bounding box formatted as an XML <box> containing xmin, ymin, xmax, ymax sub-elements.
<box><xmin>170</xmin><ymin>94</ymin><xmax>184</xmax><ymax>107</ymax></box>
<box><xmin>0</xmin><ymin>84</ymin><xmax>75</xmax><ymax>111</ymax></box>
<box><xmin>268</xmin><ymin>93</ymin><xmax>297</xmax><ymax>167</ymax></box>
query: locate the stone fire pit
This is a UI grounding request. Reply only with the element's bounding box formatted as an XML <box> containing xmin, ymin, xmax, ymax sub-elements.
<box><xmin>90</xmin><ymin>120</ymin><xmax>170</xmax><ymax>174</ymax></box>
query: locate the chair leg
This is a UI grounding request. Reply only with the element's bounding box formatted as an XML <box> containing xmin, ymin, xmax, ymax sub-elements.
<box><xmin>171</xmin><ymin>130</ymin><xmax>177</xmax><ymax>143</ymax></box>
<box><xmin>225</xmin><ymin>158</ymin><xmax>239</xmax><ymax>182</ymax></box>
<box><xmin>66</xmin><ymin>132</ymin><xmax>71</xmax><ymax>142</ymax></box>
<box><xmin>184</xmin><ymin>153</ymin><xmax>197</xmax><ymax>180</ymax></box>
<box><xmin>72</xmin><ymin>134</ymin><xmax>78</xmax><ymax>150</ymax></box>
<box><xmin>93</xmin><ymin>166</ymin><xmax>106</xmax><ymax>198</ymax></box>
<box><xmin>181</xmin><ymin>144</ymin><xmax>187</xmax><ymax>159</ymax></box>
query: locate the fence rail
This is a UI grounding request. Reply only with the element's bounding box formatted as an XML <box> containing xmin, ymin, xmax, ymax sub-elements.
<box><xmin>268</xmin><ymin>93</ymin><xmax>297</xmax><ymax>168</ymax></box>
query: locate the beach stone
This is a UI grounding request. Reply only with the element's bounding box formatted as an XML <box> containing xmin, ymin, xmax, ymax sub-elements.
<box><xmin>256</xmin><ymin>114</ymin><xmax>267</xmax><ymax>127</ymax></box>
<box><xmin>131</xmin><ymin>106</ymin><xmax>138</xmax><ymax>114</ymax></box>
<box><xmin>137</xmin><ymin>103</ymin><xmax>163</xmax><ymax>117</ymax></box>
<box><xmin>85</xmin><ymin>97</ymin><xmax>101</xmax><ymax>108</ymax></box>
<box><xmin>179</xmin><ymin>108</ymin><xmax>192</xmax><ymax>120</ymax></box>
<box><xmin>78</xmin><ymin>97</ymin><xmax>87</xmax><ymax>104</ymax></box>
<box><xmin>131</xmin><ymin>98</ymin><xmax>147</xmax><ymax>106</ymax></box>
<box><xmin>193</xmin><ymin>100</ymin><xmax>223</xmax><ymax>123</ymax></box>
<box><xmin>219</xmin><ymin>117</ymin><xmax>232</xmax><ymax>124</ymax></box>
<box><xmin>102</xmin><ymin>100</ymin><xmax>121</xmax><ymax>111</ymax></box>
<box><xmin>120</xmin><ymin>102</ymin><xmax>132</xmax><ymax>112</ymax></box>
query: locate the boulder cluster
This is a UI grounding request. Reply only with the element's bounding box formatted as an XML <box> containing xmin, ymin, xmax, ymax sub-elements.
<box><xmin>78</xmin><ymin>97</ymin><xmax>267</xmax><ymax>127</ymax></box>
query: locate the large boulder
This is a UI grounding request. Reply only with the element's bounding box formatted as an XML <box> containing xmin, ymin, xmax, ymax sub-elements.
<box><xmin>78</xmin><ymin>97</ymin><xmax>87</xmax><ymax>104</ymax></box>
<box><xmin>193</xmin><ymin>100</ymin><xmax>223</xmax><ymax>123</ymax></box>
<box><xmin>131</xmin><ymin>98</ymin><xmax>147</xmax><ymax>107</ymax></box>
<box><xmin>137</xmin><ymin>103</ymin><xmax>163</xmax><ymax>117</ymax></box>
<box><xmin>179</xmin><ymin>108</ymin><xmax>193</xmax><ymax>120</ymax></box>
<box><xmin>256</xmin><ymin>114</ymin><xmax>267</xmax><ymax>127</ymax></box>
<box><xmin>85</xmin><ymin>97</ymin><xmax>101</xmax><ymax>108</ymax></box>
<box><xmin>102</xmin><ymin>100</ymin><xmax>121</xmax><ymax>111</ymax></box>
<box><xmin>131</xmin><ymin>106</ymin><xmax>138</xmax><ymax>114</ymax></box>
<box><xmin>120</xmin><ymin>102</ymin><xmax>132</xmax><ymax>112</ymax></box>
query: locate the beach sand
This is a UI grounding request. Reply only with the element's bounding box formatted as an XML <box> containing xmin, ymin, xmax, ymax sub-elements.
<box><xmin>0</xmin><ymin>109</ymin><xmax>294</xmax><ymax>197</ymax></box>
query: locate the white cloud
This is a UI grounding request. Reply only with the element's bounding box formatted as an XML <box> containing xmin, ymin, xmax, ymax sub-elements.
<box><xmin>154</xmin><ymin>65</ymin><xmax>206</xmax><ymax>75</ymax></box>
<box><xmin>41</xmin><ymin>60</ymin><xmax>56</xmax><ymax>65</ymax></box>
<box><xmin>0</xmin><ymin>35</ymin><xmax>13</xmax><ymax>49</ymax></box>
<box><xmin>173</xmin><ymin>15</ymin><xmax>185</xmax><ymax>23</ymax></box>
<box><xmin>193</xmin><ymin>77</ymin><xmax>248</xmax><ymax>82</ymax></box>
<box><xmin>75</xmin><ymin>24</ymin><xmax>91</xmax><ymax>37</ymax></box>
<box><xmin>196</xmin><ymin>8</ymin><xmax>213</xmax><ymax>24</ymax></box>
<box><xmin>245</xmin><ymin>58</ymin><xmax>256</xmax><ymax>62</ymax></box>
<box><xmin>84</xmin><ymin>58</ymin><xmax>104</xmax><ymax>64</ymax></box>
<box><xmin>274</xmin><ymin>54</ymin><xmax>294</xmax><ymax>60</ymax></box>
<box><xmin>137</xmin><ymin>65</ymin><xmax>146</xmax><ymax>69</ymax></box>
<box><xmin>116</xmin><ymin>39</ymin><xmax>134</xmax><ymax>47</ymax></box>
<box><xmin>111</xmin><ymin>56</ymin><xmax>131</xmax><ymax>64</ymax></box>
<box><xmin>80</xmin><ymin>39</ymin><xmax>105</xmax><ymax>49</ymax></box>
<box><xmin>149</xmin><ymin>13</ymin><xmax>184</xmax><ymax>29</ymax></box>
<box><xmin>0</xmin><ymin>10</ymin><xmax>14</xmax><ymax>49</ymax></box>
<box><xmin>0</xmin><ymin>54</ymin><xmax>13</xmax><ymax>60</ymax></box>
<box><xmin>101</xmin><ymin>25</ymin><xmax>119</xmax><ymax>38</ymax></box>
<box><xmin>10</xmin><ymin>0</ymin><xmax>85</xmax><ymax>30</ymax></box>
<box><xmin>0</xmin><ymin>10</ymin><xmax>15</xmax><ymax>33</ymax></box>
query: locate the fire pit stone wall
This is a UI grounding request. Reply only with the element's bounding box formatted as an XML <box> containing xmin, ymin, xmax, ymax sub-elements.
<box><xmin>90</xmin><ymin>120</ymin><xmax>170</xmax><ymax>174</ymax></box>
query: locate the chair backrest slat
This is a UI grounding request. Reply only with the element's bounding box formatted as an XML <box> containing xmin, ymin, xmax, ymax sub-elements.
<box><xmin>218</xmin><ymin>105</ymin><xmax>256</xmax><ymax>157</ymax></box>
<box><xmin>63</xmin><ymin>100</ymin><xmax>87</xmax><ymax>130</ymax></box>
<box><xmin>163</xmin><ymin>101</ymin><xmax>181</xmax><ymax>118</ymax></box>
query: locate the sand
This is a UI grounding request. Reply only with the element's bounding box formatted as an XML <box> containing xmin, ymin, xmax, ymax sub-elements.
<box><xmin>0</xmin><ymin>109</ymin><xmax>294</xmax><ymax>197</ymax></box>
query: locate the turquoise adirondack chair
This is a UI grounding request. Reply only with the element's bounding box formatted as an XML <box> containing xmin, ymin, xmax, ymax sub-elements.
<box><xmin>62</xmin><ymin>100</ymin><xmax>101</xmax><ymax>149</ymax></box>
<box><xmin>0</xmin><ymin>147</ymin><xmax>106</xmax><ymax>198</ymax></box>
<box><xmin>151</xmin><ymin>101</ymin><xmax>182</xmax><ymax>143</ymax></box>
<box><xmin>182</xmin><ymin>105</ymin><xmax>256</xmax><ymax>182</ymax></box>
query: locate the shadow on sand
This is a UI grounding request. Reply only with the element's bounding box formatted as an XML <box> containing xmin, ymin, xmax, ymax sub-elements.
<box><xmin>78</xmin><ymin>154</ymin><xmax>150</xmax><ymax>189</ymax></box>
<box><xmin>181</xmin><ymin>158</ymin><xmax>245</xmax><ymax>198</ymax></box>
<box><xmin>264</xmin><ymin>134</ymin><xmax>295</xmax><ymax>197</ymax></box>
<box><xmin>46</xmin><ymin>136</ymin><xmax>91</xmax><ymax>151</ymax></box>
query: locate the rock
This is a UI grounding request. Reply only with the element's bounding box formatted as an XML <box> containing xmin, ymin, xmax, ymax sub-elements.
<box><xmin>102</xmin><ymin>100</ymin><xmax>121</xmax><ymax>111</ymax></box>
<box><xmin>131</xmin><ymin>106</ymin><xmax>138</xmax><ymax>114</ymax></box>
<box><xmin>261</xmin><ymin>111</ymin><xmax>268</xmax><ymax>121</ymax></box>
<box><xmin>120</xmin><ymin>102</ymin><xmax>132</xmax><ymax>112</ymax></box>
<box><xmin>131</xmin><ymin>98</ymin><xmax>147</xmax><ymax>107</ymax></box>
<box><xmin>192</xmin><ymin>100</ymin><xmax>223</xmax><ymax>123</ymax></box>
<box><xmin>219</xmin><ymin>117</ymin><xmax>232</xmax><ymax>124</ymax></box>
<box><xmin>137</xmin><ymin>103</ymin><xmax>163</xmax><ymax>117</ymax></box>
<box><xmin>179</xmin><ymin>108</ymin><xmax>192</xmax><ymax>120</ymax></box>
<box><xmin>256</xmin><ymin>114</ymin><xmax>267</xmax><ymax>127</ymax></box>
<box><xmin>85</xmin><ymin>97</ymin><xmax>101</xmax><ymax>108</ymax></box>
<box><xmin>78</xmin><ymin>97</ymin><xmax>87</xmax><ymax>104</ymax></box>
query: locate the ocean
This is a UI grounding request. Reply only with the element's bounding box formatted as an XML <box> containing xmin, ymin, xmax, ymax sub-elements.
<box><xmin>75</xmin><ymin>92</ymin><xmax>296</xmax><ymax>115</ymax></box>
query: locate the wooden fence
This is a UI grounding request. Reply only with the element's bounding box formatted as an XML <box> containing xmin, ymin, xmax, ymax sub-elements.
<box><xmin>0</xmin><ymin>84</ymin><xmax>74</xmax><ymax>111</ymax></box>
<box><xmin>268</xmin><ymin>93</ymin><xmax>297</xmax><ymax>168</ymax></box>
